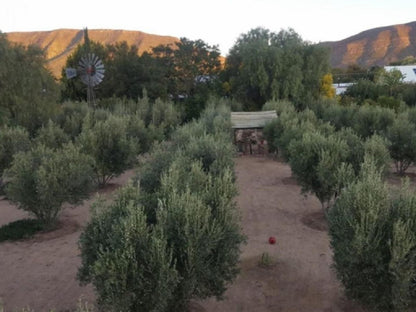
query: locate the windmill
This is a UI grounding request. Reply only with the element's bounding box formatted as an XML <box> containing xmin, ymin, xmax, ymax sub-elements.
<box><xmin>65</xmin><ymin>29</ymin><xmax>105</xmax><ymax>106</ymax></box>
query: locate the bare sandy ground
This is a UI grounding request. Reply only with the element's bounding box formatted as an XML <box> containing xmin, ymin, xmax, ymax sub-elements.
<box><xmin>0</xmin><ymin>157</ymin><xmax>367</xmax><ymax>311</ymax></box>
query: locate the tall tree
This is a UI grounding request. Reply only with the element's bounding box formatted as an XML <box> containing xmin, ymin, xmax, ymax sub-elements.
<box><xmin>0</xmin><ymin>33</ymin><xmax>59</xmax><ymax>134</ymax></box>
<box><xmin>224</xmin><ymin>27</ymin><xmax>330</xmax><ymax>110</ymax></box>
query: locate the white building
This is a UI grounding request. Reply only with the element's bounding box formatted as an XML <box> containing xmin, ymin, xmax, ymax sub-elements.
<box><xmin>384</xmin><ymin>65</ymin><xmax>416</xmax><ymax>83</ymax></box>
<box><xmin>332</xmin><ymin>83</ymin><xmax>354</xmax><ymax>95</ymax></box>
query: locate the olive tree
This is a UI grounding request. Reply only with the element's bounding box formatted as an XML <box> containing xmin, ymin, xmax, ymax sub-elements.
<box><xmin>77</xmin><ymin>115</ymin><xmax>136</xmax><ymax>186</ymax></box>
<box><xmin>78</xmin><ymin>185</ymin><xmax>179</xmax><ymax>312</ymax></box>
<box><xmin>288</xmin><ymin>131</ymin><xmax>353</xmax><ymax>211</ymax></box>
<box><xmin>4</xmin><ymin>143</ymin><xmax>94</xmax><ymax>226</ymax></box>
<box><xmin>0</xmin><ymin>125</ymin><xmax>31</xmax><ymax>192</ymax></box>
<box><xmin>385</xmin><ymin>115</ymin><xmax>416</xmax><ymax>175</ymax></box>
<box><xmin>329</xmin><ymin>157</ymin><xmax>416</xmax><ymax>311</ymax></box>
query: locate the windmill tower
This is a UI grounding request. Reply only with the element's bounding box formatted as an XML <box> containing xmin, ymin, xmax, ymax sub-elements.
<box><xmin>65</xmin><ymin>28</ymin><xmax>105</xmax><ymax>106</ymax></box>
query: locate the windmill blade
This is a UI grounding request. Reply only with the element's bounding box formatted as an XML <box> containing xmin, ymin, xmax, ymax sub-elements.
<box><xmin>78</xmin><ymin>53</ymin><xmax>105</xmax><ymax>87</ymax></box>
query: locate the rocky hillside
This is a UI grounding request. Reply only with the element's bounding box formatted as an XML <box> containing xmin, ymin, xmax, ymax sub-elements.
<box><xmin>6</xmin><ymin>22</ymin><xmax>416</xmax><ymax>75</ymax></box>
<box><xmin>321</xmin><ymin>21</ymin><xmax>416</xmax><ymax>68</ymax></box>
<box><xmin>6</xmin><ymin>29</ymin><xmax>179</xmax><ymax>77</ymax></box>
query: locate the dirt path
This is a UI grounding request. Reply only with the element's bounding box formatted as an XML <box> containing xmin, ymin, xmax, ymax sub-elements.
<box><xmin>196</xmin><ymin>156</ymin><xmax>365</xmax><ymax>312</ymax></box>
<box><xmin>0</xmin><ymin>157</ymin><xmax>366</xmax><ymax>311</ymax></box>
<box><xmin>0</xmin><ymin>171</ymin><xmax>134</xmax><ymax>312</ymax></box>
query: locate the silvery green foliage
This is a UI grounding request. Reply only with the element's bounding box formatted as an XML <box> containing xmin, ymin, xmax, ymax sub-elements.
<box><xmin>78</xmin><ymin>184</ymin><xmax>178</xmax><ymax>312</ymax></box>
<box><xmin>77</xmin><ymin>115</ymin><xmax>136</xmax><ymax>186</ymax></box>
<box><xmin>0</xmin><ymin>125</ymin><xmax>31</xmax><ymax>175</ymax></box>
<box><xmin>79</xmin><ymin>104</ymin><xmax>244</xmax><ymax>311</ymax></box>
<box><xmin>34</xmin><ymin>120</ymin><xmax>70</xmax><ymax>150</ymax></box>
<box><xmin>329</xmin><ymin>157</ymin><xmax>416</xmax><ymax>311</ymax></box>
<box><xmin>386</xmin><ymin>114</ymin><xmax>416</xmax><ymax>175</ymax></box>
<box><xmin>4</xmin><ymin>143</ymin><xmax>94</xmax><ymax>226</ymax></box>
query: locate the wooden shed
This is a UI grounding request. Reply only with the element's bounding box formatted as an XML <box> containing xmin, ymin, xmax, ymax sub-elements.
<box><xmin>231</xmin><ymin>111</ymin><xmax>277</xmax><ymax>155</ymax></box>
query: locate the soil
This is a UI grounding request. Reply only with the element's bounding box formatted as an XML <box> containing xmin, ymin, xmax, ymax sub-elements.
<box><xmin>0</xmin><ymin>157</ymin><xmax>370</xmax><ymax>312</ymax></box>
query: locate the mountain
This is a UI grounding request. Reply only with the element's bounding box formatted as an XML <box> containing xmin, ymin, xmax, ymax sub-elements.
<box><xmin>320</xmin><ymin>21</ymin><xmax>416</xmax><ymax>68</ymax></box>
<box><xmin>5</xmin><ymin>29</ymin><xmax>179</xmax><ymax>77</ymax></box>
<box><xmin>6</xmin><ymin>22</ymin><xmax>416</xmax><ymax>76</ymax></box>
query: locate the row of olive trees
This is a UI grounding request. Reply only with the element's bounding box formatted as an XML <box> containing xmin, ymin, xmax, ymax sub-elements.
<box><xmin>263</xmin><ymin>100</ymin><xmax>391</xmax><ymax>212</ymax></box>
<box><xmin>77</xmin><ymin>102</ymin><xmax>245</xmax><ymax>312</ymax></box>
<box><xmin>1</xmin><ymin>98</ymin><xmax>179</xmax><ymax>227</ymax></box>
<box><xmin>264</xmin><ymin>99</ymin><xmax>416</xmax><ymax>311</ymax></box>
<box><xmin>307</xmin><ymin>99</ymin><xmax>416</xmax><ymax>175</ymax></box>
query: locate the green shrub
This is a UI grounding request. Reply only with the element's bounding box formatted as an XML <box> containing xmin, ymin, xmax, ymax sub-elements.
<box><xmin>154</xmin><ymin>159</ymin><xmax>243</xmax><ymax>310</ymax></box>
<box><xmin>183</xmin><ymin>132</ymin><xmax>235</xmax><ymax>176</ymax></box>
<box><xmin>329</xmin><ymin>157</ymin><xmax>416</xmax><ymax>311</ymax></box>
<box><xmin>377</xmin><ymin>95</ymin><xmax>403</xmax><ymax>112</ymax></box>
<box><xmin>198</xmin><ymin>102</ymin><xmax>232</xmax><ymax>136</ymax></box>
<box><xmin>80</xmin><ymin>104</ymin><xmax>244</xmax><ymax>312</ymax></box>
<box><xmin>328</xmin><ymin>157</ymin><xmax>392</xmax><ymax>310</ymax></box>
<box><xmin>0</xmin><ymin>125</ymin><xmax>31</xmax><ymax>175</ymax></box>
<box><xmin>151</xmin><ymin>98</ymin><xmax>179</xmax><ymax>135</ymax></box>
<box><xmin>124</xmin><ymin>114</ymin><xmax>153</xmax><ymax>154</ymax></box>
<box><xmin>137</xmin><ymin>141</ymin><xmax>177</xmax><ymax>194</ymax></box>
<box><xmin>335</xmin><ymin>127</ymin><xmax>364</xmax><ymax>175</ymax></box>
<box><xmin>34</xmin><ymin>120</ymin><xmax>70</xmax><ymax>149</ymax></box>
<box><xmin>56</xmin><ymin>101</ymin><xmax>91</xmax><ymax>140</ymax></box>
<box><xmin>289</xmin><ymin>131</ymin><xmax>352</xmax><ymax>210</ymax></box>
<box><xmin>262</xmin><ymin>99</ymin><xmax>296</xmax><ymax>115</ymax></box>
<box><xmin>389</xmin><ymin>183</ymin><xmax>416</xmax><ymax>311</ymax></box>
<box><xmin>78</xmin><ymin>184</ymin><xmax>179</xmax><ymax>312</ymax></box>
<box><xmin>353</xmin><ymin>105</ymin><xmax>395</xmax><ymax>138</ymax></box>
<box><xmin>320</xmin><ymin>103</ymin><xmax>357</xmax><ymax>131</ymax></box>
<box><xmin>385</xmin><ymin>115</ymin><xmax>416</xmax><ymax>175</ymax></box>
<box><xmin>4</xmin><ymin>143</ymin><xmax>95</xmax><ymax>226</ymax></box>
<box><xmin>77</xmin><ymin>115</ymin><xmax>136</xmax><ymax>186</ymax></box>
<box><xmin>364</xmin><ymin>134</ymin><xmax>391</xmax><ymax>176</ymax></box>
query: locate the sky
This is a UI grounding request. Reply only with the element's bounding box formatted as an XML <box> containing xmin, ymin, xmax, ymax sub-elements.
<box><xmin>1</xmin><ymin>0</ymin><xmax>416</xmax><ymax>56</ymax></box>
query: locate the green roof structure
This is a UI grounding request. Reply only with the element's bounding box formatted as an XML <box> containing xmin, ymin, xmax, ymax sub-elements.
<box><xmin>231</xmin><ymin>111</ymin><xmax>277</xmax><ymax>129</ymax></box>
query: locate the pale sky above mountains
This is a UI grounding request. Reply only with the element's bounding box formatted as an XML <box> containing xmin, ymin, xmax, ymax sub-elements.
<box><xmin>2</xmin><ymin>0</ymin><xmax>416</xmax><ymax>55</ymax></box>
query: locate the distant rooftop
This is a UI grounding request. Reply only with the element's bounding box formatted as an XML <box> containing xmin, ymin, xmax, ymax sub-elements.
<box><xmin>231</xmin><ymin>111</ymin><xmax>277</xmax><ymax>129</ymax></box>
<box><xmin>385</xmin><ymin>65</ymin><xmax>416</xmax><ymax>83</ymax></box>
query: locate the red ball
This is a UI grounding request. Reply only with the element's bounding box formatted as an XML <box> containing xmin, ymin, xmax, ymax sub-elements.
<box><xmin>268</xmin><ymin>236</ymin><xmax>276</xmax><ymax>244</ymax></box>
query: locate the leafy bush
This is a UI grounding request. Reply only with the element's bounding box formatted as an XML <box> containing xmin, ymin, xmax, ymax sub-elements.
<box><xmin>77</xmin><ymin>115</ymin><xmax>136</xmax><ymax>186</ymax></box>
<box><xmin>377</xmin><ymin>95</ymin><xmax>403</xmax><ymax>112</ymax></box>
<box><xmin>328</xmin><ymin>157</ymin><xmax>392</xmax><ymax>310</ymax></box>
<box><xmin>363</xmin><ymin>134</ymin><xmax>391</xmax><ymax>176</ymax></box>
<box><xmin>124</xmin><ymin>114</ymin><xmax>153</xmax><ymax>155</ymax></box>
<box><xmin>329</xmin><ymin>157</ymin><xmax>416</xmax><ymax>311</ymax></box>
<box><xmin>151</xmin><ymin>98</ymin><xmax>179</xmax><ymax>135</ymax></box>
<box><xmin>4</xmin><ymin>143</ymin><xmax>95</xmax><ymax>226</ymax></box>
<box><xmin>78</xmin><ymin>185</ymin><xmax>179</xmax><ymax>312</ymax></box>
<box><xmin>335</xmin><ymin>128</ymin><xmax>364</xmax><ymax>175</ymax></box>
<box><xmin>198</xmin><ymin>102</ymin><xmax>232</xmax><ymax>136</ymax></box>
<box><xmin>262</xmin><ymin>99</ymin><xmax>296</xmax><ymax>115</ymax></box>
<box><xmin>157</xmin><ymin>164</ymin><xmax>243</xmax><ymax>310</ymax></box>
<box><xmin>353</xmin><ymin>105</ymin><xmax>395</xmax><ymax>138</ymax></box>
<box><xmin>0</xmin><ymin>125</ymin><xmax>31</xmax><ymax>193</ymax></box>
<box><xmin>34</xmin><ymin>120</ymin><xmax>70</xmax><ymax>149</ymax></box>
<box><xmin>137</xmin><ymin>141</ymin><xmax>177</xmax><ymax>194</ymax></box>
<box><xmin>80</xmin><ymin>104</ymin><xmax>244</xmax><ymax>311</ymax></box>
<box><xmin>55</xmin><ymin>101</ymin><xmax>91</xmax><ymax>140</ymax></box>
<box><xmin>320</xmin><ymin>103</ymin><xmax>357</xmax><ymax>131</ymax></box>
<box><xmin>385</xmin><ymin>114</ymin><xmax>416</xmax><ymax>175</ymax></box>
<box><xmin>0</xmin><ymin>125</ymin><xmax>31</xmax><ymax>175</ymax></box>
<box><xmin>183</xmin><ymin>132</ymin><xmax>235</xmax><ymax>176</ymax></box>
<box><xmin>263</xmin><ymin>110</ymin><xmax>317</xmax><ymax>160</ymax></box>
<box><xmin>288</xmin><ymin>131</ymin><xmax>352</xmax><ymax>210</ymax></box>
